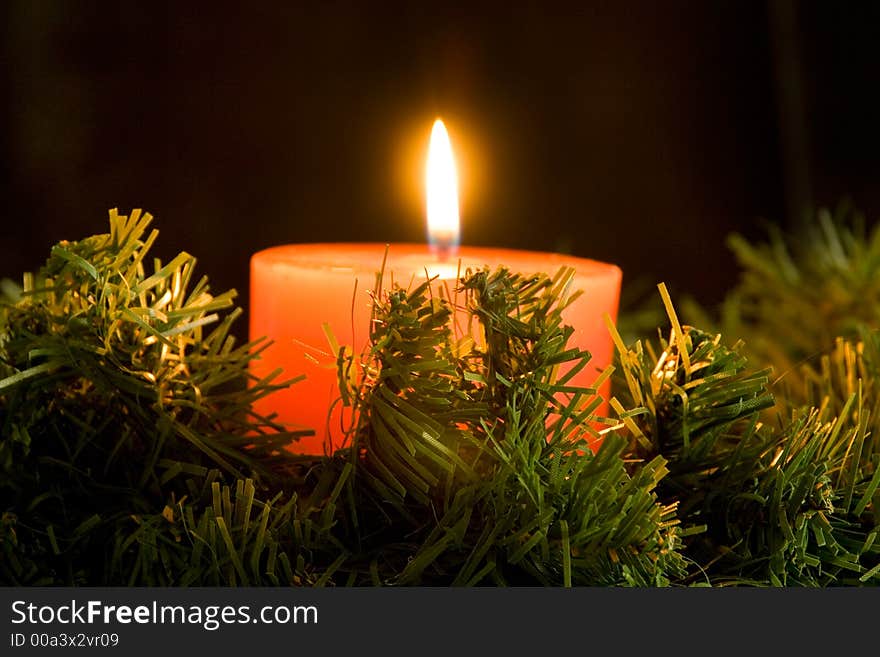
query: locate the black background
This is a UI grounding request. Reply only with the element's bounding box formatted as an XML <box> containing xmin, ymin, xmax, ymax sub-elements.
<box><xmin>3</xmin><ymin>1</ymin><xmax>879</xmax><ymax>340</ymax></box>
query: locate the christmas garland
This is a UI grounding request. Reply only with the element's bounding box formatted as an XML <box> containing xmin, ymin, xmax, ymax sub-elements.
<box><xmin>1</xmin><ymin>207</ymin><xmax>878</xmax><ymax>586</ymax></box>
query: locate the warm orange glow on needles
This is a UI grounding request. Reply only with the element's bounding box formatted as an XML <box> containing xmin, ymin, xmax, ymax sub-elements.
<box><xmin>426</xmin><ymin>118</ymin><xmax>460</xmax><ymax>259</ymax></box>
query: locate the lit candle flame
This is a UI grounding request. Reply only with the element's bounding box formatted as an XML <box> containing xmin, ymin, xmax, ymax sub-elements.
<box><xmin>426</xmin><ymin>118</ymin><xmax>460</xmax><ymax>258</ymax></box>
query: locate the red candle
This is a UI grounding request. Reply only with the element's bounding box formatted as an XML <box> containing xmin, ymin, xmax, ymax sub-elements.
<box><xmin>249</xmin><ymin>120</ymin><xmax>622</xmax><ymax>455</ymax></box>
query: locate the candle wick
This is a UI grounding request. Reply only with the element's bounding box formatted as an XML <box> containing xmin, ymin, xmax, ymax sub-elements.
<box><xmin>433</xmin><ymin>244</ymin><xmax>452</xmax><ymax>263</ymax></box>
<box><xmin>430</xmin><ymin>231</ymin><xmax>458</xmax><ymax>263</ymax></box>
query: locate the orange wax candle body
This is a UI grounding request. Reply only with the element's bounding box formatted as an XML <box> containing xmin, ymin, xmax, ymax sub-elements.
<box><xmin>249</xmin><ymin>243</ymin><xmax>622</xmax><ymax>455</ymax></box>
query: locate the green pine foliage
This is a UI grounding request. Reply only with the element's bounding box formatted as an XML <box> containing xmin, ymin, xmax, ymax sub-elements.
<box><xmin>1</xmin><ymin>210</ymin><xmax>681</xmax><ymax>586</ymax></box>
<box><xmin>332</xmin><ymin>266</ymin><xmax>685</xmax><ymax>585</ymax></box>
<box><xmin>684</xmin><ymin>203</ymin><xmax>880</xmax><ymax>409</ymax></box>
<box><xmin>610</xmin><ymin>297</ymin><xmax>879</xmax><ymax>585</ymax></box>
<box><xmin>0</xmin><ymin>210</ymin><xmax>306</xmax><ymax>584</ymax></box>
<box><xmin>2</xmin><ymin>205</ymin><xmax>879</xmax><ymax>586</ymax></box>
<box><xmin>606</xmin><ymin>207</ymin><xmax>880</xmax><ymax>585</ymax></box>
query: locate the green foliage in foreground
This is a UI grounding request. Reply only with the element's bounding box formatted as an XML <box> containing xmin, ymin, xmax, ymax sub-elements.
<box><xmin>0</xmin><ymin>210</ymin><xmax>304</xmax><ymax>585</ymax></box>
<box><xmin>1</xmin><ymin>207</ymin><xmax>878</xmax><ymax>586</ymax></box>
<box><xmin>610</xmin><ymin>287</ymin><xmax>879</xmax><ymax>585</ymax></box>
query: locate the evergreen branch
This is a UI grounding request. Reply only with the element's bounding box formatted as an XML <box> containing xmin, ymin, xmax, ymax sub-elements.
<box><xmin>324</xmin><ymin>263</ymin><xmax>684</xmax><ymax>586</ymax></box>
<box><xmin>6</xmin><ymin>203</ymin><xmax>878</xmax><ymax>588</ymax></box>
<box><xmin>0</xmin><ymin>209</ymin><xmax>306</xmax><ymax>585</ymax></box>
<box><xmin>610</xmin><ymin>278</ymin><xmax>879</xmax><ymax>585</ymax></box>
